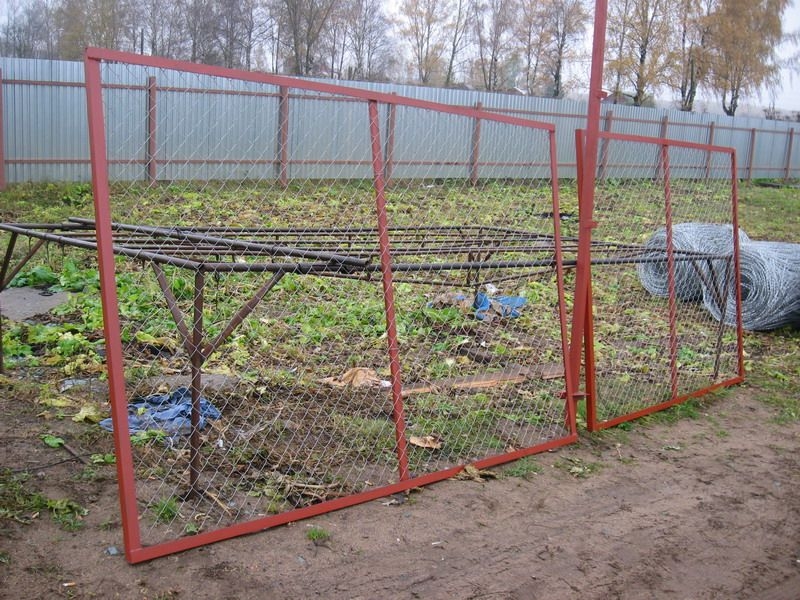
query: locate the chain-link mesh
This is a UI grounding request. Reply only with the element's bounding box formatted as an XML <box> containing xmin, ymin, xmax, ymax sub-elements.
<box><xmin>583</xmin><ymin>134</ymin><xmax>744</xmax><ymax>428</ymax></box>
<box><xmin>82</xmin><ymin>52</ymin><xmax>574</xmax><ymax>559</ymax></box>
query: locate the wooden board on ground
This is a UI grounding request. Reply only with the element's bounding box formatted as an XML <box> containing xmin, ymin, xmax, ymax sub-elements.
<box><xmin>400</xmin><ymin>362</ymin><xmax>564</xmax><ymax>397</ymax></box>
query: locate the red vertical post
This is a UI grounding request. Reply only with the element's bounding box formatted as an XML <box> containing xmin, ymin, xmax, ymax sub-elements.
<box><xmin>784</xmin><ymin>128</ymin><xmax>795</xmax><ymax>182</ymax></box>
<box><xmin>704</xmin><ymin>121</ymin><xmax>715</xmax><ymax>180</ymax></box>
<box><xmin>661</xmin><ymin>144</ymin><xmax>679</xmax><ymax>401</ymax></box>
<box><xmin>0</xmin><ymin>68</ymin><xmax>6</xmax><ymax>191</ymax></box>
<box><xmin>548</xmin><ymin>128</ymin><xmax>576</xmax><ymax>436</ymax></box>
<box><xmin>470</xmin><ymin>101</ymin><xmax>482</xmax><ymax>186</ymax></box>
<box><xmin>747</xmin><ymin>128</ymin><xmax>756</xmax><ymax>182</ymax></box>
<box><xmin>146</xmin><ymin>76</ymin><xmax>157</xmax><ymax>184</ymax></box>
<box><xmin>730</xmin><ymin>151</ymin><xmax>745</xmax><ymax>379</ymax></box>
<box><xmin>84</xmin><ymin>51</ymin><xmax>143</xmax><ymax>562</ymax></box>
<box><xmin>570</xmin><ymin>0</ymin><xmax>608</xmax><ymax>402</ymax></box>
<box><xmin>597</xmin><ymin>108</ymin><xmax>614</xmax><ymax>180</ymax></box>
<box><xmin>188</xmin><ymin>270</ymin><xmax>204</xmax><ymax>496</ymax></box>
<box><xmin>384</xmin><ymin>94</ymin><xmax>396</xmax><ymax>184</ymax></box>
<box><xmin>278</xmin><ymin>86</ymin><xmax>289</xmax><ymax>188</ymax></box>
<box><xmin>368</xmin><ymin>99</ymin><xmax>410</xmax><ymax>482</ymax></box>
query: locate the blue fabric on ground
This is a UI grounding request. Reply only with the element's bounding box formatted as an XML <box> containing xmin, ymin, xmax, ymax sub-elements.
<box><xmin>99</xmin><ymin>386</ymin><xmax>221</xmax><ymax>436</ymax></box>
<box><xmin>473</xmin><ymin>292</ymin><xmax>527</xmax><ymax>320</ymax></box>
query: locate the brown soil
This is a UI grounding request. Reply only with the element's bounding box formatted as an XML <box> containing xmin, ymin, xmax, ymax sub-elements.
<box><xmin>1</xmin><ymin>384</ymin><xmax>798</xmax><ymax>600</ymax></box>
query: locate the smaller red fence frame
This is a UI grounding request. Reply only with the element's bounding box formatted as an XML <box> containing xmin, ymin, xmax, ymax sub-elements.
<box><xmin>81</xmin><ymin>47</ymin><xmax>577</xmax><ymax>563</ymax></box>
<box><xmin>572</xmin><ymin>130</ymin><xmax>745</xmax><ymax>432</ymax></box>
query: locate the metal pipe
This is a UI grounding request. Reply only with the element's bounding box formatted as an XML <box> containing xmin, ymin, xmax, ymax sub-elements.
<box><xmin>202</xmin><ymin>270</ymin><xmax>285</xmax><ymax>357</ymax></box>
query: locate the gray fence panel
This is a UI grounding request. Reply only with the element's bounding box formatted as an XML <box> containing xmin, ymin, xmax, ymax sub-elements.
<box><xmin>1</xmin><ymin>57</ymin><xmax>799</xmax><ymax>185</ymax></box>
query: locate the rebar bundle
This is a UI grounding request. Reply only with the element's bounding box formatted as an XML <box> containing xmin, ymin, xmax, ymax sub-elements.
<box><xmin>638</xmin><ymin>224</ymin><xmax>800</xmax><ymax>331</ymax></box>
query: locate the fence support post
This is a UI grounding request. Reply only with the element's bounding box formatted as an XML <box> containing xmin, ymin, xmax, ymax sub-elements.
<box><xmin>0</xmin><ymin>68</ymin><xmax>6</xmax><ymax>191</ymax></box>
<box><xmin>785</xmin><ymin>128</ymin><xmax>795</xmax><ymax>182</ymax></box>
<box><xmin>278</xmin><ymin>86</ymin><xmax>289</xmax><ymax>188</ymax></box>
<box><xmin>470</xmin><ymin>102</ymin><xmax>482</xmax><ymax>186</ymax></box>
<box><xmin>704</xmin><ymin>121</ymin><xmax>715</xmax><ymax>180</ymax></box>
<box><xmin>597</xmin><ymin>108</ymin><xmax>614</xmax><ymax>180</ymax></box>
<box><xmin>384</xmin><ymin>94</ymin><xmax>396</xmax><ymax>184</ymax></box>
<box><xmin>654</xmin><ymin>115</ymin><xmax>669</xmax><ymax>178</ymax></box>
<box><xmin>146</xmin><ymin>76</ymin><xmax>157</xmax><ymax>184</ymax></box>
<box><xmin>747</xmin><ymin>128</ymin><xmax>757</xmax><ymax>182</ymax></box>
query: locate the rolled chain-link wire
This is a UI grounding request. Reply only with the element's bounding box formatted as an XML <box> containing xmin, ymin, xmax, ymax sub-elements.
<box><xmin>638</xmin><ymin>223</ymin><xmax>800</xmax><ymax>331</ymax></box>
<box><xmin>703</xmin><ymin>240</ymin><xmax>800</xmax><ymax>331</ymax></box>
<box><xmin>636</xmin><ymin>223</ymin><xmax>750</xmax><ymax>301</ymax></box>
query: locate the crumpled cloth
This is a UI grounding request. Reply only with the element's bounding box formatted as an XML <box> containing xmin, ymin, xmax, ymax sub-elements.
<box><xmin>427</xmin><ymin>291</ymin><xmax>527</xmax><ymax>321</ymax></box>
<box><xmin>473</xmin><ymin>292</ymin><xmax>527</xmax><ymax>321</ymax></box>
<box><xmin>99</xmin><ymin>386</ymin><xmax>221</xmax><ymax>436</ymax></box>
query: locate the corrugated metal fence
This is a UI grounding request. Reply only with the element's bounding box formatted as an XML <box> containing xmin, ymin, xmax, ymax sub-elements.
<box><xmin>0</xmin><ymin>56</ymin><xmax>798</xmax><ymax>187</ymax></box>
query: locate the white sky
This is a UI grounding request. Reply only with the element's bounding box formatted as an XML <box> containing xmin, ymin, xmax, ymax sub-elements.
<box><xmin>774</xmin><ymin>0</ymin><xmax>800</xmax><ymax>112</ymax></box>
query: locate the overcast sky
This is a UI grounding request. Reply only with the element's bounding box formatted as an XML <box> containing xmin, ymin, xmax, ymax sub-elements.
<box><xmin>775</xmin><ymin>0</ymin><xmax>800</xmax><ymax>112</ymax></box>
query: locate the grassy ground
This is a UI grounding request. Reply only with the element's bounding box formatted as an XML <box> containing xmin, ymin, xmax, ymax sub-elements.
<box><xmin>1</xmin><ymin>178</ymin><xmax>798</xmax><ymax>539</ymax></box>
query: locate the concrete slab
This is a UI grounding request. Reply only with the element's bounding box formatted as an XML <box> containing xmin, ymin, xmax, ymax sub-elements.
<box><xmin>0</xmin><ymin>286</ymin><xmax>71</xmax><ymax>321</ymax></box>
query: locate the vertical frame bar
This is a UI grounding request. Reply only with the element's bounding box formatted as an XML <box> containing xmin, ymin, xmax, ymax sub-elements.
<box><xmin>470</xmin><ymin>101</ymin><xmax>482</xmax><ymax>185</ymax></box>
<box><xmin>146</xmin><ymin>76</ymin><xmax>157</xmax><ymax>184</ymax></box>
<box><xmin>597</xmin><ymin>108</ymin><xmax>614</xmax><ymax>180</ymax></box>
<box><xmin>747</xmin><ymin>128</ymin><xmax>757</xmax><ymax>182</ymax></box>
<box><xmin>661</xmin><ymin>144</ymin><xmax>680</xmax><ymax>400</ymax></box>
<box><xmin>654</xmin><ymin>115</ymin><xmax>669</xmax><ymax>178</ymax></box>
<box><xmin>0</xmin><ymin>68</ymin><xmax>6</xmax><ymax>191</ymax></box>
<box><xmin>548</xmin><ymin>128</ymin><xmax>577</xmax><ymax>435</ymax></box>
<box><xmin>784</xmin><ymin>128</ymin><xmax>795</xmax><ymax>182</ymax></box>
<box><xmin>188</xmin><ymin>270</ymin><xmax>205</xmax><ymax>495</ymax></box>
<box><xmin>571</xmin><ymin>0</ymin><xmax>608</xmax><ymax>401</ymax></box>
<box><xmin>367</xmin><ymin>99</ymin><xmax>410</xmax><ymax>482</ymax></box>
<box><xmin>278</xmin><ymin>86</ymin><xmax>289</xmax><ymax>188</ymax></box>
<box><xmin>704</xmin><ymin>121</ymin><xmax>715</xmax><ymax>180</ymax></box>
<box><xmin>730</xmin><ymin>151</ymin><xmax>745</xmax><ymax>379</ymax></box>
<box><xmin>84</xmin><ymin>52</ymin><xmax>143</xmax><ymax>561</ymax></box>
<box><xmin>383</xmin><ymin>94</ymin><xmax>397</xmax><ymax>184</ymax></box>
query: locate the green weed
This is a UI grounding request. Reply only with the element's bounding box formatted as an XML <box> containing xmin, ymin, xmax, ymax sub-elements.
<box><xmin>502</xmin><ymin>456</ymin><xmax>542</xmax><ymax>479</ymax></box>
<box><xmin>151</xmin><ymin>497</ymin><xmax>180</xmax><ymax>524</ymax></box>
<box><xmin>306</xmin><ymin>525</ymin><xmax>331</xmax><ymax>545</ymax></box>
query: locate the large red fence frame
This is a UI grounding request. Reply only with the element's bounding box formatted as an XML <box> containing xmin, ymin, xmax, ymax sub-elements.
<box><xmin>83</xmin><ymin>47</ymin><xmax>576</xmax><ymax>563</ymax></box>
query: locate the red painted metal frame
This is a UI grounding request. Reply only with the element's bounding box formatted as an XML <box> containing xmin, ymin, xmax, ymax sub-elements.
<box><xmin>568</xmin><ymin>0</ymin><xmax>607</xmax><ymax>403</ymax></box>
<box><xmin>83</xmin><ymin>48</ymin><xmax>576</xmax><ymax>563</ymax></box>
<box><xmin>579</xmin><ymin>131</ymin><xmax>745</xmax><ymax>432</ymax></box>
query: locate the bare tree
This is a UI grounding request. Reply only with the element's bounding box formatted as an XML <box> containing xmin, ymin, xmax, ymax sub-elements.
<box><xmin>515</xmin><ymin>0</ymin><xmax>549</xmax><ymax>94</ymax></box>
<box><xmin>344</xmin><ymin>0</ymin><xmax>393</xmax><ymax>80</ymax></box>
<box><xmin>669</xmin><ymin>0</ymin><xmax>713</xmax><ymax>111</ymax></box>
<box><xmin>277</xmin><ymin>0</ymin><xmax>341</xmax><ymax>75</ymax></box>
<box><xmin>139</xmin><ymin>0</ymin><xmax>186</xmax><ymax>58</ymax></box>
<box><xmin>471</xmin><ymin>0</ymin><xmax>518</xmax><ymax>91</ymax></box>
<box><xmin>443</xmin><ymin>0</ymin><xmax>471</xmax><ymax>86</ymax></box>
<box><xmin>399</xmin><ymin>0</ymin><xmax>449</xmax><ymax>84</ymax></box>
<box><xmin>0</xmin><ymin>0</ymin><xmax>59</xmax><ymax>58</ymax></box>
<box><xmin>542</xmin><ymin>0</ymin><xmax>589</xmax><ymax>97</ymax></box>
<box><xmin>183</xmin><ymin>0</ymin><xmax>219</xmax><ymax>63</ymax></box>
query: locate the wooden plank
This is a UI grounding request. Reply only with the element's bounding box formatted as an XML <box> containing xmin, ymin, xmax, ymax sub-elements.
<box><xmin>400</xmin><ymin>363</ymin><xmax>564</xmax><ymax>397</ymax></box>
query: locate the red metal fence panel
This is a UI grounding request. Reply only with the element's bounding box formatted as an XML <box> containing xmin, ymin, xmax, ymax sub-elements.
<box><xmin>83</xmin><ymin>48</ymin><xmax>576</xmax><ymax>563</ymax></box>
<box><xmin>573</xmin><ymin>131</ymin><xmax>745</xmax><ymax>430</ymax></box>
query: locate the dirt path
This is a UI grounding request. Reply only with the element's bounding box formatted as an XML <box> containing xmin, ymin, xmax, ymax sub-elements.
<box><xmin>1</xmin><ymin>385</ymin><xmax>798</xmax><ymax>600</ymax></box>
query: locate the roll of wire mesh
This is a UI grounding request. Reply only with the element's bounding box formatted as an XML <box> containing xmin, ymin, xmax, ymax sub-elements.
<box><xmin>702</xmin><ymin>241</ymin><xmax>800</xmax><ymax>331</ymax></box>
<box><xmin>637</xmin><ymin>223</ymin><xmax>800</xmax><ymax>331</ymax></box>
<box><xmin>636</xmin><ymin>223</ymin><xmax>750</xmax><ymax>301</ymax></box>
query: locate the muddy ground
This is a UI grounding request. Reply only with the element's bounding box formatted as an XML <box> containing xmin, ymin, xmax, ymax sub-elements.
<box><xmin>0</xmin><ymin>383</ymin><xmax>798</xmax><ymax>599</ymax></box>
